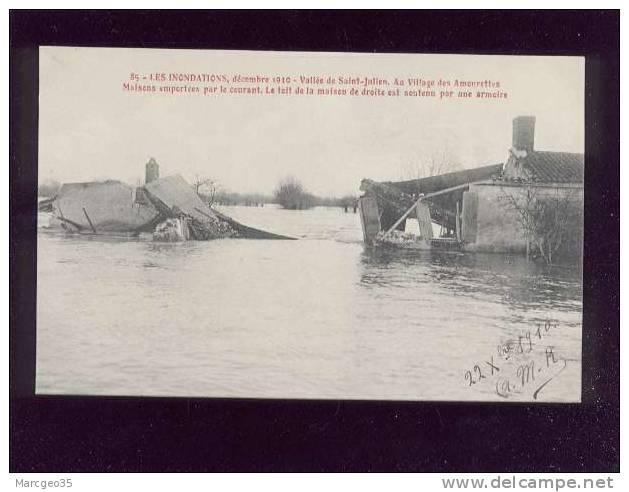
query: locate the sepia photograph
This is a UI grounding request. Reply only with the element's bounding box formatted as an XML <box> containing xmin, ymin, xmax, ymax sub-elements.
<box><xmin>10</xmin><ymin>8</ymin><xmax>620</xmax><ymax>477</ymax></box>
<box><xmin>35</xmin><ymin>47</ymin><xmax>585</xmax><ymax>402</ymax></box>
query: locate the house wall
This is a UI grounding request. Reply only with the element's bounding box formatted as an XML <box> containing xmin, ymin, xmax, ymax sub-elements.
<box><xmin>463</xmin><ymin>182</ymin><xmax>583</xmax><ymax>254</ymax></box>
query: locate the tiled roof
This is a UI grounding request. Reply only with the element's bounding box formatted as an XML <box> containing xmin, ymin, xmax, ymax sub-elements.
<box><xmin>520</xmin><ymin>151</ymin><xmax>584</xmax><ymax>183</ymax></box>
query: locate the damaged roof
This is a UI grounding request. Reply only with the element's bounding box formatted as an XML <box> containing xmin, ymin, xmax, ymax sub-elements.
<box><xmin>54</xmin><ymin>180</ymin><xmax>158</xmax><ymax>232</ymax></box>
<box><xmin>387</xmin><ymin>163</ymin><xmax>504</xmax><ymax>196</ymax></box>
<box><xmin>142</xmin><ymin>174</ymin><xmax>219</xmax><ymax>223</ymax></box>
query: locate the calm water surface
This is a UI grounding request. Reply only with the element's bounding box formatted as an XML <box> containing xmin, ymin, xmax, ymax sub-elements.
<box><xmin>37</xmin><ymin>205</ymin><xmax>582</xmax><ymax>401</ymax></box>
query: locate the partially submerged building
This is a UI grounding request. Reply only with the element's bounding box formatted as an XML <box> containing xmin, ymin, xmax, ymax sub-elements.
<box><xmin>48</xmin><ymin>179</ymin><xmax>159</xmax><ymax>234</ymax></box>
<box><xmin>358</xmin><ymin>116</ymin><xmax>584</xmax><ymax>259</ymax></box>
<box><xmin>40</xmin><ymin>159</ymin><xmax>294</xmax><ymax>241</ymax></box>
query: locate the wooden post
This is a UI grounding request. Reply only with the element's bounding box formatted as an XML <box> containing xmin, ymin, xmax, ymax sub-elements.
<box><xmin>357</xmin><ymin>196</ymin><xmax>381</xmax><ymax>245</ymax></box>
<box><xmin>82</xmin><ymin>207</ymin><xmax>97</xmax><ymax>233</ymax></box>
<box><xmin>455</xmin><ymin>201</ymin><xmax>461</xmax><ymax>242</ymax></box>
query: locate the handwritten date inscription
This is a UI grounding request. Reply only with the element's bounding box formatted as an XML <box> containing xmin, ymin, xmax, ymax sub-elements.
<box><xmin>464</xmin><ymin>321</ymin><xmax>571</xmax><ymax>400</ymax></box>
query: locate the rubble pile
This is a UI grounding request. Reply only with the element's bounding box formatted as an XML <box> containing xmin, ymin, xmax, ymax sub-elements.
<box><xmin>39</xmin><ymin>172</ymin><xmax>295</xmax><ymax>242</ymax></box>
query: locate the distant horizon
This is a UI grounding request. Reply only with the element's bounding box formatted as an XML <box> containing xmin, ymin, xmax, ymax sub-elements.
<box><xmin>38</xmin><ymin>157</ymin><xmax>503</xmax><ymax>200</ymax></box>
<box><xmin>36</xmin><ymin>170</ymin><xmax>363</xmax><ymax>202</ymax></box>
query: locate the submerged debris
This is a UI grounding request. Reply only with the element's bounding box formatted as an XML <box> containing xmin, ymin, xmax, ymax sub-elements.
<box><xmin>39</xmin><ymin>173</ymin><xmax>294</xmax><ymax>241</ymax></box>
<box><xmin>153</xmin><ymin>218</ymin><xmax>189</xmax><ymax>242</ymax></box>
<box><xmin>358</xmin><ymin>164</ymin><xmax>502</xmax><ymax>248</ymax></box>
<box><xmin>185</xmin><ymin>214</ymin><xmax>237</xmax><ymax>240</ymax></box>
<box><xmin>374</xmin><ymin>230</ymin><xmax>431</xmax><ymax>250</ymax></box>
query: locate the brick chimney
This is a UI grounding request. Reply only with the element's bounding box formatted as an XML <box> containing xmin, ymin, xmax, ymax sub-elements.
<box><xmin>512</xmin><ymin>116</ymin><xmax>536</xmax><ymax>154</ymax></box>
<box><xmin>145</xmin><ymin>157</ymin><xmax>159</xmax><ymax>184</ymax></box>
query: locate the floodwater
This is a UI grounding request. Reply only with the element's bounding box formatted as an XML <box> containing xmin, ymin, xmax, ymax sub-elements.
<box><xmin>37</xmin><ymin>205</ymin><xmax>582</xmax><ymax>401</ymax></box>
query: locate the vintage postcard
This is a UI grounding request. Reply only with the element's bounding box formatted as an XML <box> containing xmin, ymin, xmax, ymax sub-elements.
<box><xmin>37</xmin><ymin>47</ymin><xmax>584</xmax><ymax>402</ymax></box>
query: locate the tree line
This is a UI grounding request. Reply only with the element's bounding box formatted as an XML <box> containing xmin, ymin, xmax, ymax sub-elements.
<box><xmin>198</xmin><ymin>176</ymin><xmax>357</xmax><ymax>210</ymax></box>
<box><xmin>38</xmin><ymin>175</ymin><xmax>357</xmax><ymax>211</ymax></box>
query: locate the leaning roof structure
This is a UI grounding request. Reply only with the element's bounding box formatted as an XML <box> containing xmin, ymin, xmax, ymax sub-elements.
<box><xmin>143</xmin><ymin>174</ymin><xmax>219</xmax><ymax>223</ymax></box>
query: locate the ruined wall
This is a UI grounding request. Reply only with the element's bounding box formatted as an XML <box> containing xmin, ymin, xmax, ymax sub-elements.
<box><xmin>358</xmin><ymin>196</ymin><xmax>381</xmax><ymax>245</ymax></box>
<box><xmin>54</xmin><ymin>181</ymin><xmax>158</xmax><ymax>232</ymax></box>
<box><xmin>463</xmin><ymin>182</ymin><xmax>583</xmax><ymax>254</ymax></box>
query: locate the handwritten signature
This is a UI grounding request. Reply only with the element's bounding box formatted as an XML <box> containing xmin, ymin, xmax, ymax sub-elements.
<box><xmin>464</xmin><ymin>320</ymin><xmax>571</xmax><ymax>400</ymax></box>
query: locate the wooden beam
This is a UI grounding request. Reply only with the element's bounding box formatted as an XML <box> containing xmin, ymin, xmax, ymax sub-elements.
<box><xmin>56</xmin><ymin>215</ymin><xmax>84</xmax><ymax>231</ymax></box>
<box><xmin>82</xmin><ymin>207</ymin><xmax>97</xmax><ymax>233</ymax></box>
<box><xmin>421</xmin><ymin>181</ymin><xmax>479</xmax><ymax>200</ymax></box>
<box><xmin>381</xmin><ymin>195</ymin><xmax>424</xmax><ymax>240</ymax></box>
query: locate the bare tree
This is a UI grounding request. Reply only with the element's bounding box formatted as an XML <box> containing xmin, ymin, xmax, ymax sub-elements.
<box><xmin>424</xmin><ymin>147</ymin><xmax>463</xmax><ymax>177</ymax></box>
<box><xmin>193</xmin><ymin>175</ymin><xmax>219</xmax><ymax>207</ymax></box>
<box><xmin>499</xmin><ymin>184</ymin><xmax>581</xmax><ymax>264</ymax></box>
<box><xmin>399</xmin><ymin>147</ymin><xmax>463</xmax><ymax>188</ymax></box>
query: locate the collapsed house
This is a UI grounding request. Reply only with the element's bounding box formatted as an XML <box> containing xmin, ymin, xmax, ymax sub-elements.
<box><xmin>358</xmin><ymin>116</ymin><xmax>584</xmax><ymax>256</ymax></box>
<box><xmin>39</xmin><ymin>159</ymin><xmax>294</xmax><ymax>241</ymax></box>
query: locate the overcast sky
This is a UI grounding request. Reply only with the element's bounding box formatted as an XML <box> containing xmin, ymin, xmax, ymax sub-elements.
<box><xmin>39</xmin><ymin>47</ymin><xmax>584</xmax><ymax>197</ymax></box>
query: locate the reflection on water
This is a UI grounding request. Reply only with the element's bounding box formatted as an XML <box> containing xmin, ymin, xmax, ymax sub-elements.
<box><xmin>361</xmin><ymin>248</ymin><xmax>581</xmax><ymax>316</ymax></box>
<box><xmin>37</xmin><ymin>205</ymin><xmax>582</xmax><ymax>401</ymax></box>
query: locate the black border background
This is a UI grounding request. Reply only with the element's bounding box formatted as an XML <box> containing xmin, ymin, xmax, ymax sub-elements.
<box><xmin>9</xmin><ymin>10</ymin><xmax>620</xmax><ymax>472</ymax></box>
